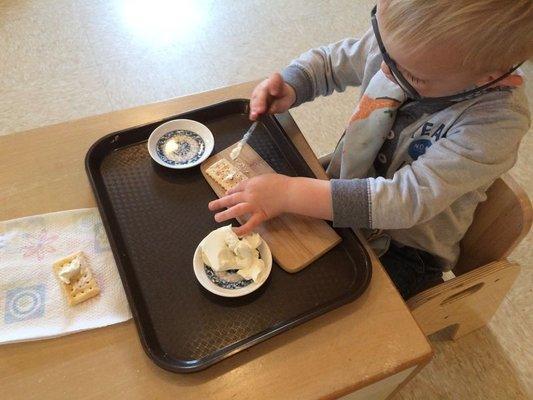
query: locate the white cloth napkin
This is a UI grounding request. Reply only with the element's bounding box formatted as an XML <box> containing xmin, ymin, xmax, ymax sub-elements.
<box><xmin>0</xmin><ymin>208</ymin><xmax>131</xmax><ymax>344</ymax></box>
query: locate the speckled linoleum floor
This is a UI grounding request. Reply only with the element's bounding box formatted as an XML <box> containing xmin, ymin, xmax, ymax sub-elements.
<box><xmin>1</xmin><ymin>1</ymin><xmax>531</xmax><ymax>398</ymax></box>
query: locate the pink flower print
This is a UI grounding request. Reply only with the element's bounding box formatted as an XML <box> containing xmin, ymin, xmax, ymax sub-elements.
<box><xmin>22</xmin><ymin>229</ymin><xmax>59</xmax><ymax>261</ymax></box>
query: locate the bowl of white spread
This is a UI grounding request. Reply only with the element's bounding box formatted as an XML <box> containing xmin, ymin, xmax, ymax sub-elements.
<box><xmin>147</xmin><ymin>119</ymin><xmax>214</xmax><ymax>169</ymax></box>
<box><xmin>193</xmin><ymin>225</ymin><xmax>272</xmax><ymax>297</ymax></box>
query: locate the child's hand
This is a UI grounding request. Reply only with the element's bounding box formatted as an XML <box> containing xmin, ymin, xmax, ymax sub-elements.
<box><xmin>208</xmin><ymin>174</ymin><xmax>290</xmax><ymax>236</ymax></box>
<box><xmin>250</xmin><ymin>73</ymin><xmax>296</xmax><ymax>120</ymax></box>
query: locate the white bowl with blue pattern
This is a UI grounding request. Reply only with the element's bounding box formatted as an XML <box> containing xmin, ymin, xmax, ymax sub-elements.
<box><xmin>193</xmin><ymin>237</ymin><xmax>273</xmax><ymax>298</ymax></box>
<box><xmin>147</xmin><ymin>119</ymin><xmax>214</xmax><ymax>169</ymax></box>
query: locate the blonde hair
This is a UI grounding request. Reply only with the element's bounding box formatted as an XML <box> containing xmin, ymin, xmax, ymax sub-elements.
<box><xmin>382</xmin><ymin>0</ymin><xmax>533</xmax><ymax>72</ymax></box>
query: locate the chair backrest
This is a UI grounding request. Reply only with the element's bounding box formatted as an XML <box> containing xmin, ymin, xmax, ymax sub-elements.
<box><xmin>454</xmin><ymin>173</ymin><xmax>532</xmax><ymax>275</ymax></box>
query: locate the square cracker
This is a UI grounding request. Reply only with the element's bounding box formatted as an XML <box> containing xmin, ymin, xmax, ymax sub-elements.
<box><xmin>205</xmin><ymin>158</ymin><xmax>248</xmax><ymax>191</ymax></box>
<box><xmin>53</xmin><ymin>252</ymin><xmax>100</xmax><ymax>306</ymax></box>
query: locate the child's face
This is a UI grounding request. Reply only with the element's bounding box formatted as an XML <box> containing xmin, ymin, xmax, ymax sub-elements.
<box><xmin>376</xmin><ymin>1</ymin><xmax>497</xmax><ymax>98</ymax></box>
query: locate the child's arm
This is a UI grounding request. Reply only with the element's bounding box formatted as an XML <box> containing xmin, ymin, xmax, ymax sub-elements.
<box><xmin>211</xmin><ymin>96</ymin><xmax>529</xmax><ymax>236</ymax></box>
<box><xmin>280</xmin><ymin>29</ymin><xmax>379</xmax><ymax>107</ymax></box>
<box><xmin>250</xmin><ymin>28</ymin><xmax>380</xmax><ymax>120</ymax></box>
<box><xmin>208</xmin><ymin>174</ymin><xmax>332</xmax><ymax>236</ymax></box>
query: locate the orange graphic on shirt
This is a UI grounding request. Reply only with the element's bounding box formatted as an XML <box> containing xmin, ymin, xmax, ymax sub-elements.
<box><xmin>494</xmin><ymin>74</ymin><xmax>523</xmax><ymax>88</ymax></box>
<box><xmin>349</xmin><ymin>95</ymin><xmax>401</xmax><ymax>123</ymax></box>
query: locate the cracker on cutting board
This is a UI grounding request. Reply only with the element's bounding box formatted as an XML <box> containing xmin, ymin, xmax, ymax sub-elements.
<box><xmin>53</xmin><ymin>252</ymin><xmax>100</xmax><ymax>306</ymax></box>
<box><xmin>205</xmin><ymin>158</ymin><xmax>248</xmax><ymax>191</ymax></box>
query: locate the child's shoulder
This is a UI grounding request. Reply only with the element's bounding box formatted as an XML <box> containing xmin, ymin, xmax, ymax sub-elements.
<box><xmin>442</xmin><ymin>84</ymin><xmax>530</xmax><ymax>157</ymax></box>
<box><xmin>453</xmin><ymin>82</ymin><xmax>530</xmax><ymax>127</ymax></box>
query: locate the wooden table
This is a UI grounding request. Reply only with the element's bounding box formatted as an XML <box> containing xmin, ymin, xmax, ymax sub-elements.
<box><xmin>0</xmin><ymin>81</ymin><xmax>432</xmax><ymax>400</ymax></box>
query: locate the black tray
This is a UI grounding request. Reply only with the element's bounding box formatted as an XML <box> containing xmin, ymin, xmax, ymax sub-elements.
<box><xmin>85</xmin><ymin>99</ymin><xmax>371</xmax><ymax>373</ymax></box>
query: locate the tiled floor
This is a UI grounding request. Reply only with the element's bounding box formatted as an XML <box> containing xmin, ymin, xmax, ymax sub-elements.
<box><xmin>1</xmin><ymin>0</ymin><xmax>531</xmax><ymax>398</ymax></box>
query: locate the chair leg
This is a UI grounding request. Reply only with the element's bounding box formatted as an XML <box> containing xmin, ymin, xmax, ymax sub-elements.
<box><xmin>407</xmin><ymin>260</ymin><xmax>520</xmax><ymax>340</ymax></box>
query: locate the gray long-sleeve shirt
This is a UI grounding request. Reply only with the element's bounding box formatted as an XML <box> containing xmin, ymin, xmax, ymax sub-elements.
<box><xmin>281</xmin><ymin>29</ymin><xmax>530</xmax><ymax>269</ymax></box>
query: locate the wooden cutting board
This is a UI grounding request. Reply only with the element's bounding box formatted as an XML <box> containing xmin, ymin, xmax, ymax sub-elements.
<box><xmin>201</xmin><ymin>143</ymin><xmax>341</xmax><ymax>273</ymax></box>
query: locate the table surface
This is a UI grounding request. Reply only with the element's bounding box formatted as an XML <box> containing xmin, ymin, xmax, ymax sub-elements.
<box><xmin>0</xmin><ymin>81</ymin><xmax>432</xmax><ymax>400</ymax></box>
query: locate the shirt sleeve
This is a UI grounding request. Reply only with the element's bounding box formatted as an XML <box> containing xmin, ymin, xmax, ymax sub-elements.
<box><xmin>281</xmin><ymin>28</ymin><xmax>379</xmax><ymax>107</ymax></box>
<box><xmin>330</xmin><ymin>95</ymin><xmax>531</xmax><ymax>229</ymax></box>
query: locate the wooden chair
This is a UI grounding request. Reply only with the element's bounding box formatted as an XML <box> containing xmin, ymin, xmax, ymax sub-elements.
<box><xmin>407</xmin><ymin>173</ymin><xmax>531</xmax><ymax>339</ymax></box>
<box><xmin>319</xmin><ymin>154</ymin><xmax>532</xmax><ymax>340</ymax></box>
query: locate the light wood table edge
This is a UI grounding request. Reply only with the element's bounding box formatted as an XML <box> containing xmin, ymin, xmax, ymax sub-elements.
<box><xmin>327</xmin><ymin>352</ymin><xmax>432</xmax><ymax>400</ymax></box>
<box><xmin>384</xmin><ymin>360</ymin><xmax>432</xmax><ymax>400</ymax></box>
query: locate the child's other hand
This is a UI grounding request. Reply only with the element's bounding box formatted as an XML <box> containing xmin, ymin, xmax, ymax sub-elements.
<box><xmin>208</xmin><ymin>174</ymin><xmax>290</xmax><ymax>236</ymax></box>
<box><xmin>249</xmin><ymin>73</ymin><xmax>296</xmax><ymax>120</ymax></box>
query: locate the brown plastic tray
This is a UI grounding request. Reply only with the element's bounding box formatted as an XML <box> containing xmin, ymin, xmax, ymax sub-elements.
<box><xmin>85</xmin><ymin>99</ymin><xmax>371</xmax><ymax>373</ymax></box>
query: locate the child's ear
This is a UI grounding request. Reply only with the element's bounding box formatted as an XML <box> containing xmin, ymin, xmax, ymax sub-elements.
<box><xmin>476</xmin><ymin>71</ymin><xmax>502</xmax><ymax>86</ymax></box>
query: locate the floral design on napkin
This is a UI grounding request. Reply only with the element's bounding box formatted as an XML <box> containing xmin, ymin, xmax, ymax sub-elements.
<box><xmin>22</xmin><ymin>228</ymin><xmax>58</xmax><ymax>261</ymax></box>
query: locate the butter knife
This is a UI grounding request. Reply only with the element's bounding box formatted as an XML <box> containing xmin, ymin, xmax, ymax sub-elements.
<box><xmin>230</xmin><ymin>121</ymin><xmax>258</xmax><ymax>160</ymax></box>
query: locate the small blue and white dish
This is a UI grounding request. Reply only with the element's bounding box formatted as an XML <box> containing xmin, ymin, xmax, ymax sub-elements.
<box><xmin>193</xmin><ymin>238</ymin><xmax>272</xmax><ymax>298</ymax></box>
<box><xmin>147</xmin><ymin>119</ymin><xmax>214</xmax><ymax>169</ymax></box>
